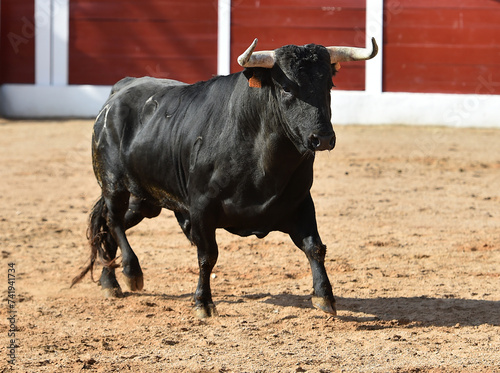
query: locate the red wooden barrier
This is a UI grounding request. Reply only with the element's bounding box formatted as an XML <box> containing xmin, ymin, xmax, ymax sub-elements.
<box><xmin>0</xmin><ymin>0</ymin><xmax>35</xmax><ymax>84</ymax></box>
<box><xmin>68</xmin><ymin>0</ymin><xmax>218</xmax><ymax>85</ymax></box>
<box><xmin>383</xmin><ymin>0</ymin><xmax>500</xmax><ymax>94</ymax></box>
<box><xmin>231</xmin><ymin>0</ymin><xmax>367</xmax><ymax>91</ymax></box>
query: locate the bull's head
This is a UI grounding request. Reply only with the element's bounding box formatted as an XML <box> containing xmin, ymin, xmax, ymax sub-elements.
<box><xmin>238</xmin><ymin>38</ymin><xmax>378</xmax><ymax>153</ymax></box>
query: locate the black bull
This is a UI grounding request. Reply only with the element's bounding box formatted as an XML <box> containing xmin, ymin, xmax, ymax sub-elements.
<box><xmin>73</xmin><ymin>40</ymin><xmax>377</xmax><ymax>318</ymax></box>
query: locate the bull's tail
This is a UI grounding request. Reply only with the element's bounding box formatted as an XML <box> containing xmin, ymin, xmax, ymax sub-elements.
<box><xmin>71</xmin><ymin>196</ymin><xmax>117</xmax><ymax>287</ymax></box>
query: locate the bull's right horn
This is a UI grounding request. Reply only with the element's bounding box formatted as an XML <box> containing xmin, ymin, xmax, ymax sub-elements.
<box><xmin>327</xmin><ymin>37</ymin><xmax>378</xmax><ymax>63</ymax></box>
<box><xmin>237</xmin><ymin>38</ymin><xmax>276</xmax><ymax>68</ymax></box>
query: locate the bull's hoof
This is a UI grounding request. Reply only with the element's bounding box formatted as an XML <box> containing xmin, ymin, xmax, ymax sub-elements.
<box><xmin>193</xmin><ymin>304</ymin><xmax>218</xmax><ymax>319</ymax></box>
<box><xmin>312</xmin><ymin>296</ymin><xmax>337</xmax><ymax>315</ymax></box>
<box><xmin>122</xmin><ymin>273</ymin><xmax>144</xmax><ymax>291</ymax></box>
<box><xmin>102</xmin><ymin>286</ymin><xmax>124</xmax><ymax>298</ymax></box>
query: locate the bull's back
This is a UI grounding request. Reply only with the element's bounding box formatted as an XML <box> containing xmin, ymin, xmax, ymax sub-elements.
<box><xmin>94</xmin><ymin>76</ymin><xmax>187</xmax><ymax>135</ymax></box>
<box><xmin>110</xmin><ymin>76</ymin><xmax>187</xmax><ymax>95</ymax></box>
<box><xmin>92</xmin><ymin>76</ymin><xmax>191</xmax><ymax>207</ymax></box>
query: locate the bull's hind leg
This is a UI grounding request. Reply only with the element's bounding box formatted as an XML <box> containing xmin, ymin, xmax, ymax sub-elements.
<box><xmin>103</xmin><ymin>190</ymin><xmax>145</xmax><ymax>292</ymax></box>
<box><xmin>99</xmin><ymin>235</ymin><xmax>122</xmax><ymax>298</ymax></box>
<box><xmin>122</xmin><ymin>196</ymin><xmax>161</xmax><ymax>290</ymax></box>
<box><xmin>99</xmin><ymin>195</ymin><xmax>161</xmax><ymax>296</ymax></box>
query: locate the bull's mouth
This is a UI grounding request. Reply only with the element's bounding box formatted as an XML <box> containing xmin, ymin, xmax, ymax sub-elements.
<box><xmin>308</xmin><ymin>133</ymin><xmax>336</xmax><ymax>151</ymax></box>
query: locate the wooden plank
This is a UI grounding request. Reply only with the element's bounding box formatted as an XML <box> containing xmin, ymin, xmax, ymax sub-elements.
<box><xmin>69</xmin><ymin>56</ymin><xmax>217</xmax><ymax>85</ymax></box>
<box><xmin>384</xmin><ymin>8</ymin><xmax>500</xmax><ymax>29</ymax></box>
<box><xmin>384</xmin><ymin>25</ymin><xmax>500</xmax><ymax>46</ymax></box>
<box><xmin>232</xmin><ymin>8</ymin><xmax>365</xmax><ymax>29</ymax></box>
<box><xmin>386</xmin><ymin>0</ymin><xmax>500</xmax><ymax>9</ymax></box>
<box><xmin>384</xmin><ymin>62</ymin><xmax>500</xmax><ymax>94</ymax></box>
<box><xmin>70</xmin><ymin>0</ymin><xmax>216</xmax><ymax>21</ymax></box>
<box><xmin>70</xmin><ymin>20</ymin><xmax>216</xmax><ymax>57</ymax></box>
<box><xmin>233</xmin><ymin>0</ymin><xmax>365</xmax><ymax>8</ymax></box>
<box><xmin>69</xmin><ymin>52</ymin><xmax>217</xmax><ymax>84</ymax></box>
<box><xmin>232</xmin><ymin>28</ymin><xmax>365</xmax><ymax>50</ymax></box>
<box><xmin>385</xmin><ymin>44</ymin><xmax>500</xmax><ymax>66</ymax></box>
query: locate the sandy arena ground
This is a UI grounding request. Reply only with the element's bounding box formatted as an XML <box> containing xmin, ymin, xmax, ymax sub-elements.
<box><xmin>0</xmin><ymin>120</ymin><xmax>499</xmax><ymax>372</ymax></box>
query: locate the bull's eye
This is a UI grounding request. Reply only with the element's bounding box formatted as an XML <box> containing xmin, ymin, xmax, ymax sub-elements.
<box><xmin>281</xmin><ymin>84</ymin><xmax>293</xmax><ymax>96</ymax></box>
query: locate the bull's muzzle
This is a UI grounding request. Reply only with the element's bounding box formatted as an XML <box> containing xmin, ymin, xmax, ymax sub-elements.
<box><xmin>309</xmin><ymin>132</ymin><xmax>336</xmax><ymax>151</ymax></box>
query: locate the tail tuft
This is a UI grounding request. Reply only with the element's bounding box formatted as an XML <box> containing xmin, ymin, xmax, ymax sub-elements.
<box><xmin>71</xmin><ymin>196</ymin><xmax>117</xmax><ymax>287</ymax></box>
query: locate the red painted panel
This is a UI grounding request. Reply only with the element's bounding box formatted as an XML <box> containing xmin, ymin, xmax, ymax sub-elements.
<box><xmin>0</xmin><ymin>0</ymin><xmax>35</xmax><ymax>84</ymax></box>
<box><xmin>384</xmin><ymin>61</ymin><xmax>499</xmax><ymax>94</ymax></box>
<box><xmin>231</xmin><ymin>0</ymin><xmax>367</xmax><ymax>91</ymax></box>
<box><xmin>384</xmin><ymin>1</ymin><xmax>500</xmax><ymax>94</ymax></box>
<box><xmin>69</xmin><ymin>0</ymin><xmax>217</xmax><ymax>85</ymax></box>
<box><xmin>386</xmin><ymin>0</ymin><xmax>500</xmax><ymax>9</ymax></box>
<box><xmin>70</xmin><ymin>21</ymin><xmax>215</xmax><ymax>58</ymax></box>
<box><xmin>234</xmin><ymin>0</ymin><xmax>365</xmax><ymax>7</ymax></box>
<box><xmin>73</xmin><ymin>56</ymin><xmax>212</xmax><ymax>87</ymax></box>
<box><xmin>71</xmin><ymin>0</ymin><xmax>217</xmax><ymax>21</ymax></box>
<box><xmin>385</xmin><ymin>25</ymin><xmax>500</xmax><ymax>46</ymax></box>
<box><xmin>232</xmin><ymin>8</ymin><xmax>365</xmax><ymax>29</ymax></box>
<box><xmin>232</xmin><ymin>28</ymin><xmax>363</xmax><ymax>52</ymax></box>
<box><xmin>385</xmin><ymin>8</ymin><xmax>500</xmax><ymax>29</ymax></box>
<box><xmin>386</xmin><ymin>45</ymin><xmax>500</xmax><ymax>66</ymax></box>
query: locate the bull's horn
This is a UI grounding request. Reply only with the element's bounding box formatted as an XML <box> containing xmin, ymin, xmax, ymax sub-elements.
<box><xmin>327</xmin><ymin>37</ymin><xmax>378</xmax><ymax>63</ymax></box>
<box><xmin>237</xmin><ymin>38</ymin><xmax>275</xmax><ymax>68</ymax></box>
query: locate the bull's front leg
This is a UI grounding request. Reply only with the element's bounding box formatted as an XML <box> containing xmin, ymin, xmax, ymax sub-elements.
<box><xmin>287</xmin><ymin>194</ymin><xmax>336</xmax><ymax>315</ymax></box>
<box><xmin>190</xmin><ymin>221</ymin><xmax>219</xmax><ymax>319</ymax></box>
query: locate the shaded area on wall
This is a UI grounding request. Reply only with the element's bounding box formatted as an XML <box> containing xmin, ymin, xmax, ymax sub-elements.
<box><xmin>0</xmin><ymin>0</ymin><xmax>35</xmax><ymax>84</ymax></box>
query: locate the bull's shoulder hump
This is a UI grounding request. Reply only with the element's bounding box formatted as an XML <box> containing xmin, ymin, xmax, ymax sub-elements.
<box><xmin>155</xmin><ymin>78</ymin><xmax>188</xmax><ymax>87</ymax></box>
<box><xmin>110</xmin><ymin>76</ymin><xmax>188</xmax><ymax>95</ymax></box>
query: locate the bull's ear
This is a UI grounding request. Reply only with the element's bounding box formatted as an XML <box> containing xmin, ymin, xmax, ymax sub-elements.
<box><xmin>331</xmin><ymin>62</ymin><xmax>341</xmax><ymax>76</ymax></box>
<box><xmin>243</xmin><ymin>68</ymin><xmax>254</xmax><ymax>80</ymax></box>
<box><xmin>243</xmin><ymin>68</ymin><xmax>266</xmax><ymax>88</ymax></box>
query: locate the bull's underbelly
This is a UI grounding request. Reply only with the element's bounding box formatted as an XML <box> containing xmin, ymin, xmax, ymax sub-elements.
<box><xmin>132</xmin><ymin>180</ymin><xmax>306</xmax><ymax>237</ymax></box>
<box><xmin>217</xmin><ymin>193</ymin><xmax>304</xmax><ymax>237</ymax></box>
<box><xmin>225</xmin><ymin>227</ymin><xmax>270</xmax><ymax>238</ymax></box>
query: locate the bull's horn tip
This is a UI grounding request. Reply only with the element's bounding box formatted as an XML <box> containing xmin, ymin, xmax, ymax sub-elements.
<box><xmin>249</xmin><ymin>38</ymin><xmax>258</xmax><ymax>51</ymax></box>
<box><xmin>238</xmin><ymin>38</ymin><xmax>259</xmax><ymax>67</ymax></box>
<box><xmin>370</xmin><ymin>37</ymin><xmax>378</xmax><ymax>58</ymax></box>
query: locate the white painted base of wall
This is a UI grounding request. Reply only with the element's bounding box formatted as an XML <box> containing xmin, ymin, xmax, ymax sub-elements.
<box><xmin>0</xmin><ymin>84</ymin><xmax>112</xmax><ymax>118</ymax></box>
<box><xmin>331</xmin><ymin>91</ymin><xmax>500</xmax><ymax>128</ymax></box>
<box><xmin>1</xmin><ymin>84</ymin><xmax>499</xmax><ymax>128</ymax></box>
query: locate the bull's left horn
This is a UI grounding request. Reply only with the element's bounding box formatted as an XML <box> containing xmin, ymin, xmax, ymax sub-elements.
<box><xmin>237</xmin><ymin>38</ymin><xmax>275</xmax><ymax>68</ymax></box>
<box><xmin>327</xmin><ymin>37</ymin><xmax>378</xmax><ymax>63</ymax></box>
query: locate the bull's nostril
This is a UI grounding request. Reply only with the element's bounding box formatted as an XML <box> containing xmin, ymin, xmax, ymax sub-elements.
<box><xmin>310</xmin><ymin>135</ymin><xmax>321</xmax><ymax>149</ymax></box>
<box><xmin>329</xmin><ymin>135</ymin><xmax>336</xmax><ymax>149</ymax></box>
<box><xmin>309</xmin><ymin>133</ymin><xmax>335</xmax><ymax>151</ymax></box>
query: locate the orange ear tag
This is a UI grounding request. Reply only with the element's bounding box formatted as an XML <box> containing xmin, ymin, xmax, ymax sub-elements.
<box><xmin>249</xmin><ymin>74</ymin><xmax>262</xmax><ymax>88</ymax></box>
<box><xmin>334</xmin><ymin>62</ymin><xmax>341</xmax><ymax>72</ymax></box>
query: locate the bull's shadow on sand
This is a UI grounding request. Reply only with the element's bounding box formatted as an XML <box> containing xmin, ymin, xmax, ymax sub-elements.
<box><xmin>259</xmin><ymin>294</ymin><xmax>500</xmax><ymax>327</ymax></box>
<box><xmin>126</xmin><ymin>291</ymin><xmax>498</xmax><ymax>327</ymax></box>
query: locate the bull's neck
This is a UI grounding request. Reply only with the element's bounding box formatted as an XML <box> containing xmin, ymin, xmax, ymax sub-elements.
<box><xmin>231</xmin><ymin>72</ymin><xmax>311</xmax><ymax>171</ymax></box>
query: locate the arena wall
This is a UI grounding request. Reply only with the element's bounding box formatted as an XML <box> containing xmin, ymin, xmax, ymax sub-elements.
<box><xmin>1</xmin><ymin>0</ymin><xmax>499</xmax><ymax>127</ymax></box>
